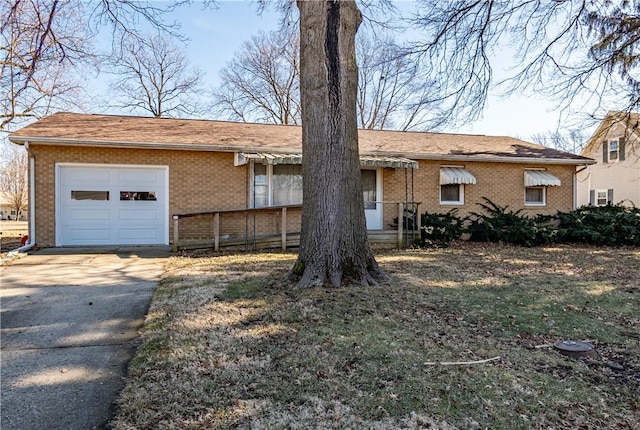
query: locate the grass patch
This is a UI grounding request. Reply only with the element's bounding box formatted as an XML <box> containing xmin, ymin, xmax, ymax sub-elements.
<box><xmin>112</xmin><ymin>244</ymin><xmax>640</xmax><ymax>429</ymax></box>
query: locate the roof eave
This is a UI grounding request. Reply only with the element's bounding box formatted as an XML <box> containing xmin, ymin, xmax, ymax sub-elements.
<box><xmin>9</xmin><ymin>136</ymin><xmax>596</xmax><ymax>165</ymax></box>
<box><xmin>368</xmin><ymin>152</ymin><xmax>596</xmax><ymax>166</ymax></box>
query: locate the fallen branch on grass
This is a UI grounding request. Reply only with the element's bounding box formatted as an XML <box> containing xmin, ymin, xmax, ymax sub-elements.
<box><xmin>423</xmin><ymin>356</ymin><xmax>501</xmax><ymax>366</ymax></box>
<box><xmin>534</xmin><ymin>343</ymin><xmax>554</xmax><ymax>349</ymax></box>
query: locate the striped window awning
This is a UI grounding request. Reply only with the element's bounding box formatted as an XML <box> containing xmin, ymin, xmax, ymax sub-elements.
<box><xmin>440</xmin><ymin>167</ymin><xmax>477</xmax><ymax>185</ymax></box>
<box><xmin>235</xmin><ymin>152</ymin><xmax>418</xmax><ymax>169</ymax></box>
<box><xmin>524</xmin><ymin>170</ymin><xmax>561</xmax><ymax>187</ymax></box>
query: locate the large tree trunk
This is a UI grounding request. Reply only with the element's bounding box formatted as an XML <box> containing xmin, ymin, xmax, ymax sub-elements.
<box><xmin>290</xmin><ymin>0</ymin><xmax>385</xmax><ymax>288</ymax></box>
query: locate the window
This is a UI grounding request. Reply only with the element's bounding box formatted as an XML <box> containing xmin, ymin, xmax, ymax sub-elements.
<box><xmin>252</xmin><ymin>163</ymin><xmax>303</xmax><ymax>207</ymax></box>
<box><xmin>525</xmin><ymin>186</ymin><xmax>545</xmax><ymax>206</ymax></box>
<box><xmin>120</xmin><ymin>191</ymin><xmax>157</xmax><ymax>201</ymax></box>
<box><xmin>609</xmin><ymin>140</ymin><xmax>619</xmax><ymax>161</ymax></box>
<box><xmin>440</xmin><ymin>184</ymin><xmax>464</xmax><ymax>205</ymax></box>
<box><xmin>595</xmin><ymin>189</ymin><xmax>608</xmax><ymax>206</ymax></box>
<box><xmin>71</xmin><ymin>191</ymin><xmax>109</xmax><ymax>201</ymax></box>
<box><xmin>361</xmin><ymin>170</ymin><xmax>377</xmax><ymax>210</ymax></box>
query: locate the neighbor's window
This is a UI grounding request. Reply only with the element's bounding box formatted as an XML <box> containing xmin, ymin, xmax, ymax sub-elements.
<box><xmin>596</xmin><ymin>189</ymin><xmax>608</xmax><ymax>206</ymax></box>
<box><xmin>252</xmin><ymin>163</ymin><xmax>303</xmax><ymax>208</ymax></box>
<box><xmin>120</xmin><ymin>191</ymin><xmax>157</xmax><ymax>201</ymax></box>
<box><xmin>440</xmin><ymin>184</ymin><xmax>464</xmax><ymax>205</ymax></box>
<box><xmin>525</xmin><ymin>186</ymin><xmax>545</xmax><ymax>206</ymax></box>
<box><xmin>71</xmin><ymin>191</ymin><xmax>109</xmax><ymax>201</ymax></box>
<box><xmin>609</xmin><ymin>140</ymin><xmax>619</xmax><ymax>161</ymax></box>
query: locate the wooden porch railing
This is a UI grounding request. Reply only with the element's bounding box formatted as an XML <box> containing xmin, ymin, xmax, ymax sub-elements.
<box><xmin>172</xmin><ymin>202</ymin><xmax>421</xmax><ymax>252</ymax></box>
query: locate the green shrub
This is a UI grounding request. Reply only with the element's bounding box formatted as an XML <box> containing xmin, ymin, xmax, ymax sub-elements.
<box><xmin>415</xmin><ymin>209</ymin><xmax>467</xmax><ymax>247</ymax></box>
<box><xmin>467</xmin><ymin>198</ymin><xmax>555</xmax><ymax>247</ymax></box>
<box><xmin>555</xmin><ymin>204</ymin><xmax>640</xmax><ymax>246</ymax></box>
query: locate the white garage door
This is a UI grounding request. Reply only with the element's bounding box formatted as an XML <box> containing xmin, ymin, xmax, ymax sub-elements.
<box><xmin>57</xmin><ymin>164</ymin><xmax>169</xmax><ymax>246</ymax></box>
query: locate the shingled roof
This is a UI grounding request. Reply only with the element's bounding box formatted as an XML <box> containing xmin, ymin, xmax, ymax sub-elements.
<box><xmin>10</xmin><ymin>112</ymin><xmax>594</xmax><ymax>165</ymax></box>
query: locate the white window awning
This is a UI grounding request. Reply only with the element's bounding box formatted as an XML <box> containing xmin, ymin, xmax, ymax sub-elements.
<box><xmin>524</xmin><ymin>170</ymin><xmax>561</xmax><ymax>187</ymax></box>
<box><xmin>440</xmin><ymin>167</ymin><xmax>476</xmax><ymax>185</ymax></box>
<box><xmin>235</xmin><ymin>152</ymin><xmax>418</xmax><ymax>169</ymax></box>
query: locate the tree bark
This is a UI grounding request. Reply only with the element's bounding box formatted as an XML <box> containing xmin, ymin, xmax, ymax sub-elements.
<box><xmin>291</xmin><ymin>0</ymin><xmax>385</xmax><ymax>288</ymax></box>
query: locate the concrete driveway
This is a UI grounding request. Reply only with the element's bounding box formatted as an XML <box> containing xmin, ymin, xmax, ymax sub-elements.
<box><xmin>1</xmin><ymin>246</ymin><xmax>169</xmax><ymax>430</ymax></box>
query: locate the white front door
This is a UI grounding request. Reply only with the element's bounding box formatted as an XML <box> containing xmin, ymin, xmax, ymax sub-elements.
<box><xmin>362</xmin><ymin>168</ymin><xmax>382</xmax><ymax>230</ymax></box>
<box><xmin>56</xmin><ymin>164</ymin><xmax>169</xmax><ymax>246</ymax></box>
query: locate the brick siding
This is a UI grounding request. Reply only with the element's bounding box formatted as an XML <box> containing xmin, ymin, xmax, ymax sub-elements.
<box><xmin>30</xmin><ymin>145</ymin><xmax>576</xmax><ymax>247</ymax></box>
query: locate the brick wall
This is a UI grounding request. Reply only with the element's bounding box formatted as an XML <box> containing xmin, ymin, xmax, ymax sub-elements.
<box><xmin>382</xmin><ymin>160</ymin><xmax>576</xmax><ymax>228</ymax></box>
<box><xmin>29</xmin><ymin>144</ymin><xmax>576</xmax><ymax>247</ymax></box>
<box><xmin>30</xmin><ymin>145</ymin><xmax>251</xmax><ymax>247</ymax></box>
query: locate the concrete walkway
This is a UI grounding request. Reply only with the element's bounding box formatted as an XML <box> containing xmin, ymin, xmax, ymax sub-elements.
<box><xmin>1</xmin><ymin>247</ymin><xmax>169</xmax><ymax>430</ymax></box>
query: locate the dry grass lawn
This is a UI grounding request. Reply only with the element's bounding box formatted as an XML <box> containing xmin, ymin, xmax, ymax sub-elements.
<box><xmin>111</xmin><ymin>243</ymin><xmax>639</xmax><ymax>429</ymax></box>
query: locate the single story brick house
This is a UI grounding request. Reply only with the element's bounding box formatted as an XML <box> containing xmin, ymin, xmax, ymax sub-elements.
<box><xmin>9</xmin><ymin>112</ymin><xmax>594</xmax><ymax>248</ymax></box>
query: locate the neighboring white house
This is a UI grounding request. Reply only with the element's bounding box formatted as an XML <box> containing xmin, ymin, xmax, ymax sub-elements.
<box><xmin>577</xmin><ymin>112</ymin><xmax>640</xmax><ymax>207</ymax></box>
<box><xmin>0</xmin><ymin>191</ymin><xmax>28</xmax><ymax>221</ymax></box>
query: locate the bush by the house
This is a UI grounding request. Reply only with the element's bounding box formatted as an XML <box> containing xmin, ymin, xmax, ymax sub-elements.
<box><xmin>467</xmin><ymin>198</ymin><xmax>555</xmax><ymax>247</ymax></box>
<box><xmin>410</xmin><ymin>200</ymin><xmax>639</xmax><ymax>249</ymax></box>
<box><xmin>554</xmin><ymin>204</ymin><xmax>640</xmax><ymax>246</ymax></box>
<box><xmin>415</xmin><ymin>209</ymin><xmax>467</xmax><ymax>247</ymax></box>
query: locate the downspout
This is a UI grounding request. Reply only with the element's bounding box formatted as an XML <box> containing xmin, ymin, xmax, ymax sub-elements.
<box><xmin>573</xmin><ymin>164</ymin><xmax>589</xmax><ymax>210</ymax></box>
<box><xmin>7</xmin><ymin>142</ymin><xmax>36</xmax><ymax>256</ymax></box>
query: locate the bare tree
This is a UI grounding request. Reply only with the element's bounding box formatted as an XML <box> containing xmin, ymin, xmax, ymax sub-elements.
<box><xmin>0</xmin><ymin>145</ymin><xmax>27</xmax><ymax>219</ymax></box>
<box><xmin>0</xmin><ymin>0</ymin><xmax>88</xmax><ymax>131</ymax></box>
<box><xmin>530</xmin><ymin>129</ymin><xmax>589</xmax><ymax>155</ymax></box>
<box><xmin>106</xmin><ymin>33</ymin><xmax>204</xmax><ymax>118</ymax></box>
<box><xmin>212</xmin><ymin>29</ymin><xmax>301</xmax><ymax>124</ymax></box>
<box><xmin>406</xmin><ymin>0</ymin><xmax>640</xmax><ymax>128</ymax></box>
<box><xmin>356</xmin><ymin>33</ymin><xmax>439</xmax><ymax>131</ymax></box>
<box><xmin>212</xmin><ymin>24</ymin><xmax>438</xmax><ymax>130</ymax></box>
<box><xmin>1</xmin><ymin>0</ymin><xmax>191</xmax><ymax>131</ymax></box>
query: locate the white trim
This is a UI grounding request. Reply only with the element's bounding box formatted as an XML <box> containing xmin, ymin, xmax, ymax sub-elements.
<box><xmin>440</xmin><ymin>183</ymin><xmax>465</xmax><ymax>206</ymax></box>
<box><xmin>55</xmin><ymin>163</ymin><xmax>169</xmax><ymax>246</ymax></box>
<box><xmin>10</xmin><ymin>137</ymin><xmax>596</xmax><ymax>166</ymax></box>
<box><xmin>595</xmin><ymin>189</ymin><xmax>608</xmax><ymax>206</ymax></box>
<box><xmin>608</xmin><ymin>139</ymin><xmax>619</xmax><ymax>162</ymax></box>
<box><xmin>524</xmin><ymin>186</ymin><xmax>546</xmax><ymax>206</ymax></box>
<box><xmin>362</xmin><ymin>167</ymin><xmax>383</xmax><ymax>230</ymax></box>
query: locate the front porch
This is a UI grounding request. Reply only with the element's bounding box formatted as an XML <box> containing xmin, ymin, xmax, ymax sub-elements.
<box><xmin>172</xmin><ymin>202</ymin><xmax>421</xmax><ymax>252</ymax></box>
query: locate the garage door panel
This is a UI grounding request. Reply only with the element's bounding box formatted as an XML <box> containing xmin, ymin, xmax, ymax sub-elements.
<box><xmin>69</xmin><ymin>209</ymin><xmax>111</xmax><ymax>221</ymax></box>
<box><xmin>63</xmin><ymin>168</ymin><xmax>112</xmax><ymax>185</ymax></box>
<box><xmin>118</xmin><ymin>209</ymin><xmax>159</xmax><ymax>221</ymax></box>
<box><xmin>70</xmin><ymin>229</ymin><xmax>112</xmax><ymax>241</ymax></box>
<box><xmin>118</xmin><ymin>229</ymin><xmax>160</xmax><ymax>240</ymax></box>
<box><xmin>58</xmin><ymin>165</ymin><xmax>168</xmax><ymax>246</ymax></box>
<box><xmin>118</xmin><ymin>170</ymin><xmax>161</xmax><ymax>184</ymax></box>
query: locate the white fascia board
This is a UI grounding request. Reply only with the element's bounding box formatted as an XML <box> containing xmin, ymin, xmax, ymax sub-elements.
<box><xmin>10</xmin><ymin>136</ymin><xmax>596</xmax><ymax>166</ymax></box>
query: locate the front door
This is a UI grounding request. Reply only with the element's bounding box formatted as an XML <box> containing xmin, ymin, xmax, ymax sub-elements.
<box><xmin>362</xmin><ymin>168</ymin><xmax>382</xmax><ymax>230</ymax></box>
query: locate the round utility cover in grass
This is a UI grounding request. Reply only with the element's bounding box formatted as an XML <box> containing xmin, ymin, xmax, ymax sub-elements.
<box><xmin>553</xmin><ymin>340</ymin><xmax>598</xmax><ymax>359</ymax></box>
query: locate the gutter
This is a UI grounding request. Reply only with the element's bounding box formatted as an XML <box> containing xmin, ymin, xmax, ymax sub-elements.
<box><xmin>5</xmin><ymin>144</ymin><xmax>36</xmax><ymax>258</ymax></box>
<box><xmin>573</xmin><ymin>164</ymin><xmax>591</xmax><ymax>210</ymax></box>
<box><xmin>9</xmin><ymin>136</ymin><xmax>597</xmax><ymax>166</ymax></box>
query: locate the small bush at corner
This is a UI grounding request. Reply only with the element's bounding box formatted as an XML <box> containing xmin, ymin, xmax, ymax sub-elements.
<box><xmin>415</xmin><ymin>209</ymin><xmax>467</xmax><ymax>247</ymax></box>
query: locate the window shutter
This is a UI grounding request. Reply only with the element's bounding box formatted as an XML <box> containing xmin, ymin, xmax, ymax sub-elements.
<box><xmin>589</xmin><ymin>190</ymin><xmax>595</xmax><ymax>205</ymax></box>
<box><xmin>602</xmin><ymin>141</ymin><xmax>608</xmax><ymax>163</ymax></box>
<box><xmin>619</xmin><ymin>137</ymin><xmax>626</xmax><ymax>161</ymax></box>
<box><xmin>607</xmin><ymin>189</ymin><xmax>614</xmax><ymax>204</ymax></box>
